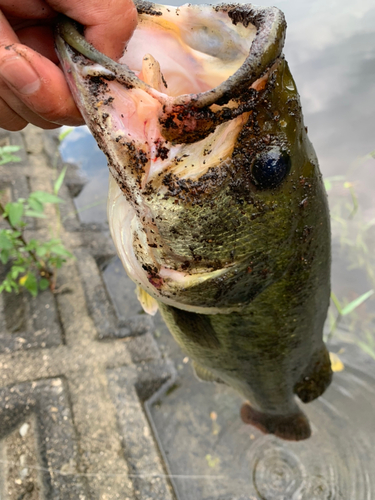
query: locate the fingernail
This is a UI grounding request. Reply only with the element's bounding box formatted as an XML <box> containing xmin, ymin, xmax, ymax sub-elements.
<box><xmin>0</xmin><ymin>55</ymin><xmax>40</xmax><ymax>95</ymax></box>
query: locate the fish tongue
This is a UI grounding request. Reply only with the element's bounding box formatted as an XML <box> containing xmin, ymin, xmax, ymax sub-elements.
<box><xmin>138</xmin><ymin>53</ymin><xmax>167</xmax><ymax>92</ymax></box>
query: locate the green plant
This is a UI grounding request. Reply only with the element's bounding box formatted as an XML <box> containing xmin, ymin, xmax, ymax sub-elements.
<box><xmin>324</xmin><ymin>149</ymin><xmax>375</xmax><ymax>359</ymax></box>
<box><xmin>0</xmin><ymin>146</ymin><xmax>73</xmax><ymax>296</ymax></box>
<box><xmin>327</xmin><ymin>289</ymin><xmax>374</xmax><ymax>340</ymax></box>
<box><xmin>0</xmin><ymin>145</ymin><xmax>22</xmax><ymax>165</ymax></box>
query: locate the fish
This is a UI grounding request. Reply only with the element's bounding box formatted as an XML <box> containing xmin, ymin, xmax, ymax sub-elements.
<box><xmin>55</xmin><ymin>1</ymin><xmax>332</xmax><ymax>441</ymax></box>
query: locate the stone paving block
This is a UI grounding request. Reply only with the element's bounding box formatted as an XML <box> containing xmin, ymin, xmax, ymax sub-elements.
<box><xmin>61</xmin><ymin>162</ymin><xmax>86</xmax><ymax>199</ymax></box>
<box><xmin>22</xmin><ymin>127</ymin><xmax>44</xmax><ymax>157</ymax></box>
<box><xmin>0</xmin><ymin>130</ymin><xmax>8</xmax><ymax>144</ymax></box>
<box><xmin>0</xmin><ymin>377</ymin><xmax>88</xmax><ymax>499</ymax></box>
<box><xmin>42</xmin><ymin>129</ymin><xmax>64</xmax><ymax>171</ymax></box>
<box><xmin>0</xmin><ymin>165</ymin><xmax>31</xmax><ymax>202</ymax></box>
<box><xmin>102</xmin><ymin>256</ymin><xmax>153</xmax><ymax>337</ymax></box>
<box><xmin>77</xmin><ymin>249</ymin><xmax>153</xmax><ymax>340</ymax></box>
<box><xmin>75</xmin><ymin>248</ymin><xmax>118</xmax><ymax>339</ymax></box>
<box><xmin>8</xmin><ymin>131</ymin><xmax>29</xmax><ymax>166</ymax></box>
<box><xmin>124</xmin><ymin>332</ymin><xmax>162</xmax><ymax>364</ymax></box>
<box><xmin>107</xmin><ymin>361</ymin><xmax>176</xmax><ymax>500</ymax></box>
<box><xmin>0</xmin><ymin>289</ymin><xmax>63</xmax><ymax>354</ymax></box>
<box><xmin>79</xmin><ymin>230</ymin><xmax>116</xmax><ymax>259</ymax></box>
<box><xmin>43</xmin><ymin>130</ymin><xmax>86</xmax><ymax>232</ymax></box>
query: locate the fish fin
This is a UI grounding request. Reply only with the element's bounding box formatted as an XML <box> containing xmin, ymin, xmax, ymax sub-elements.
<box><xmin>240</xmin><ymin>402</ymin><xmax>311</xmax><ymax>441</ymax></box>
<box><xmin>136</xmin><ymin>286</ymin><xmax>159</xmax><ymax>316</ymax></box>
<box><xmin>164</xmin><ymin>306</ymin><xmax>221</xmax><ymax>349</ymax></box>
<box><xmin>193</xmin><ymin>361</ymin><xmax>225</xmax><ymax>384</ymax></box>
<box><xmin>294</xmin><ymin>345</ymin><xmax>333</xmax><ymax>403</ymax></box>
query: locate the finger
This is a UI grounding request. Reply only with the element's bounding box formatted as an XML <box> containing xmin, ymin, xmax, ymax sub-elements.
<box><xmin>0</xmin><ymin>80</ymin><xmax>64</xmax><ymax>130</ymax></box>
<box><xmin>0</xmin><ymin>9</ymin><xmax>57</xmax><ymax>62</ymax></box>
<box><xmin>16</xmin><ymin>25</ymin><xmax>59</xmax><ymax>63</ymax></box>
<box><xmin>0</xmin><ymin>96</ymin><xmax>27</xmax><ymax>131</ymax></box>
<box><xmin>47</xmin><ymin>0</ymin><xmax>138</xmax><ymax>60</ymax></box>
<box><xmin>0</xmin><ymin>8</ymin><xmax>20</xmax><ymax>45</ymax></box>
<box><xmin>0</xmin><ymin>44</ymin><xmax>84</xmax><ymax>126</ymax></box>
<box><xmin>0</xmin><ymin>1</ymin><xmax>55</xmax><ymax>19</ymax></box>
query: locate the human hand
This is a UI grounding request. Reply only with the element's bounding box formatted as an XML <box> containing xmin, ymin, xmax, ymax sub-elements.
<box><xmin>0</xmin><ymin>0</ymin><xmax>137</xmax><ymax>131</ymax></box>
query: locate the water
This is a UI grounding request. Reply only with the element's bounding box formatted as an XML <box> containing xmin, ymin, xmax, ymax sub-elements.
<box><xmin>60</xmin><ymin>1</ymin><xmax>375</xmax><ymax>498</ymax></box>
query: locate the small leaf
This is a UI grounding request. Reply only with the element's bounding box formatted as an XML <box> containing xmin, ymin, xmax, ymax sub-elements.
<box><xmin>29</xmin><ymin>191</ymin><xmax>64</xmax><ymax>204</ymax></box>
<box><xmin>39</xmin><ymin>278</ymin><xmax>50</xmax><ymax>291</ymax></box>
<box><xmin>0</xmin><ymin>230</ymin><xmax>13</xmax><ymax>250</ymax></box>
<box><xmin>27</xmin><ymin>197</ymin><xmax>44</xmax><ymax>213</ymax></box>
<box><xmin>23</xmin><ymin>273</ymin><xmax>38</xmax><ymax>297</ymax></box>
<box><xmin>58</xmin><ymin>127</ymin><xmax>74</xmax><ymax>142</ymax></box>
<box><xmin>12</xmin><ymin>265</ymin><xmax>25</xmax><ymax>273</ymax></box>
<box><xmin>0</xmin><ymin>145</ymin><xmax>21</xmax><ymax>154</ymax></box>
<box><xmin>0</xmin><ymin>249</ymin><xmax>9</xmax><ymax>264</ymax></box>
<box><xmin>50</xmin><ymin>258</ymin><xmax>64</xmax><ymax>269</ymax></box>
<box><xmin>45</xmin><ymin>238</ymin><xmax>61</xmax><ymax>245</ymax></box>
<box><xmin>7</xmin><ymin>202</ymin><xmax>24</xmax><ymax>226</ymax></box>
<box><xmin>25</xmin><ymin>239</ymin><xmax>38</xmax><ymax>251</ymax></box>
<box><xmin>11</xmin><ymin>266</ymin><xmax>24</xmax><ymax>279</ymax></box>
<box><xmin>330</xmin><ymin>292</ymin><xmax>343</xmax><ymax>315</ymax></box>
<box><xmin>36</xmin><ymin>246</ymin><xmax>47</xmax><ymax>257</ymax></box>
<box><xmin>324</xmin><ymin>180</ymin><xmax>332</xmax><ymax>192</ymax></box>
<box><xmin>341</xmin><ymin>289</ymin><xmax>374</xmax><ymax>316</ymax></box>
<box><xmin>50</xmin><ymin>244</ymin><xmax>73</xmax><ymax>257</ymax></box>
<box><xmin>54</xmin><ymin>166</ymin><xmax>67</xmax><ymax>195</ymax></box>
<box><xmin>0</xmin><ymin>155</ymin><xmax>21</xmax><ymax>165</ymax></box>
<box><xmin>25</xmin><ymin>210</ymin><xmax>47</xmax><ymax>218</ymax></box>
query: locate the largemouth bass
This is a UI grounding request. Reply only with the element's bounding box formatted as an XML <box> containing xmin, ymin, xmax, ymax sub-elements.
<box><xmin>55</xmin><ymin>1</ymin><xmax>332</xmax><ymax>441</ymax></box>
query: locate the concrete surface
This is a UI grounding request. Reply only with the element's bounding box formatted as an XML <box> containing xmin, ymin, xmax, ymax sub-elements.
<box><xmin>0</xmin><ymin>126</ymin><xmax>176</xmax><ymax>500</ymax></box>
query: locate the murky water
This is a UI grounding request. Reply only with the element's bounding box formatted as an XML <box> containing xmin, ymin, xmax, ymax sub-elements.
<box><xmin>60</xmin><ymin>1</ymin><xmax>375</xmax><ymax>498</ymax></box>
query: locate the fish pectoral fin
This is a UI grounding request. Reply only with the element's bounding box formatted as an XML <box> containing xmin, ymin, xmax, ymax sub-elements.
<box><xmin>240</xmin><ymin>402</ymin><xmax>311</xmax><ymax>441</ymax></box>
<box><xmin>294</xmin><ymin>345</ymin><xmax>333</xmax><ymax>403</ymax></box>
<box><xmin>192</xmin><ymin>361</ymin><xmax>225</xmax><ymax>384</ymax></box>
<box><xmin>136</xmin><ymin>286</ymin><xmax>159</xmax><ymax>316</ymax></box>
<box><xmin>165</xmin><ymin>306</ymin><xmax>221</xmax><ymax>349</ymax></box>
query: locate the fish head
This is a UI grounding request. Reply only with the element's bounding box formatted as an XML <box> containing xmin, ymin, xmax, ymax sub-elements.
<box><xmin>55</xmin><ymin>3</ymin><xmax>328</xmax><ymax>316</ymax></box>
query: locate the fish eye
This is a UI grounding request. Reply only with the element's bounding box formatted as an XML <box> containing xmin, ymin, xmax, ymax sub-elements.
<box><xmin>251</xmin><ymin>148</ymin><xmax>291</xmax><ymax>189</ymax></box>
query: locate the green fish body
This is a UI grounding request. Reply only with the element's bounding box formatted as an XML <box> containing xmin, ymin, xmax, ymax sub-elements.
<box><xmin>56</xmin><ymin>1</ymin><xmax>332</xmax><ymax>440</ymax></box>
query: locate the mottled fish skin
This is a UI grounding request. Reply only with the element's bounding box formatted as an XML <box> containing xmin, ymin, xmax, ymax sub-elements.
<box><xmin>55</xmin><ymin>2</ymin><xmax>332</xmax><ymax>440</ymax></box>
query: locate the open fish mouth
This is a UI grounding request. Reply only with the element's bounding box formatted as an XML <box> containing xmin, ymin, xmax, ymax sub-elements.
<box><xmin>55</xmin><ymin>3</ymin><xmax>296</xmax><ymax>315</ymax></box>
